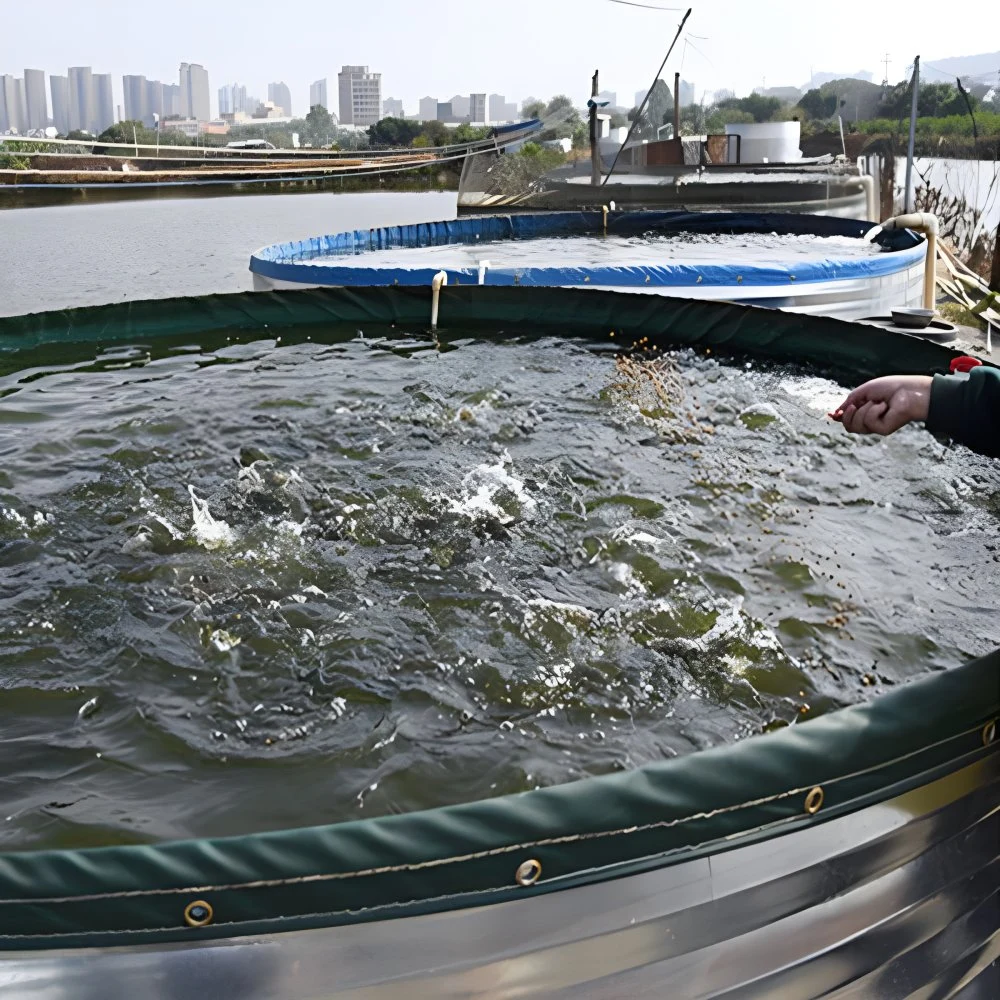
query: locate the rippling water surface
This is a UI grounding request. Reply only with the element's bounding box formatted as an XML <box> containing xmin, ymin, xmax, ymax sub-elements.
<box><xmin>304</xmin><ymin>232</ymin><xmax>885</xmax><ymax>270</ymax></box>
<box><xmin>0</xmin><ymin>191</ymin><xmax>457</xmax><ymax>318</ymax></box>
<box><xmin>1</xmin><ymin>327</ymin><xmax>998</xmax><ymax>851</ymax></box>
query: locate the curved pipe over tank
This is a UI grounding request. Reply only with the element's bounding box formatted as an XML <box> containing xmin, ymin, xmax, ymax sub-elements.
<box><xmin>880</xmin><ymin>213</ymin><xmax>938</xmax><ymax>311</ymax></box>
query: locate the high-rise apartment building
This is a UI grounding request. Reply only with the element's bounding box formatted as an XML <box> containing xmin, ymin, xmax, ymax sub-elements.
<box><xmin>179</xmin><ymin>63</ymin><xmax>210</xmax><ymax>122</ymax></box>
<box><xmin>94</xmin><ymin>74</ymin><xmax>115</xmax><ymax>133</ymax></box>
<box><xmin>382</xmin><ymin>97</ymin><xmax>403</xmax><ymax>118</ymax></box>
<box><xmin>161</xmin><ymin>84</ymin><xmax>181</xmax><ymax>119</ymax></box>
<box><xmin>123</xmin><ymin>75</ymin><xmax>148</xmax><ymax>123</ymax></box>
<box><xmin>68</xmin><ymin>66</ymin><xmax>95</xmax><ymax>133</ymax></box>
<box><xmin>488</xmin><ymin>94</ymin><xmax>519</xmax><ymax>122</ymax></box>
<box><xmin>50</xmin><ymin>75</ymin><xmax>69</xmax><ymax>134</ymax></box>
<box><xmin>0</xmin><ymin>74</ymin><xmax>24</xmax><ymax>132</ymax></box>
<box><xmin>268</xmin><ymin>82</ymin><xmax>292</xmax><ymax>117</ymax></box>
<box><xmin>218</xmin><ymin>83</ymin><xmax>248</xmax><ymax>116</ymax></box>
<box><xmin>24</xmin><ymin>69</ymin><xmax>47</xmax><ymax>130</ymax></box>
<box><xmin>145</xmin><ymin>80</ymin><xmax>163</xmax><ymax>125</ymax></box>
<box><xmin>310</xmin><ymin>79</ymin><xmax>328</xmax><ymax>111</ymax></box>
<box><xmin>337</xmin><ymin>65</ymin><xmax>381</xmax><ymax>126</ymax></box>
<box><xmin>449</xmin><ymin>94</ymin><xmax>470</xmax><ymax>118</ymax></box>
<box><xmin>469</xmin><ymin>93</ymin><xmax>487</xmax><ymax>123</ymax></box>
<box><xmin>16</xmin><ymin>78</ymin><xmax>27</xmax><ymax>130</ymax></box>
<box><xmin>418</xmin><ymin>96</ymin><xmax>437</xmax><ymax>122</ymax></box>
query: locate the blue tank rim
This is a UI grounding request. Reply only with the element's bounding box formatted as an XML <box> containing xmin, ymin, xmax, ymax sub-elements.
<box><xmin>249</xmin><ymin>210</ymin><xmax>927</xmax><ymax>290</ymax></box>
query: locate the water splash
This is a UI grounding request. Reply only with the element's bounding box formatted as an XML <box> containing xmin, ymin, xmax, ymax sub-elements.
<box><xmin>443</xmin><ymin>452</ymin><xmax>538</xmax><ymax>524</ymax></box>
<box><xmin>188</xmin><ymin>485</ymin><xmax>236</xmax><ymax>550</ymax></box>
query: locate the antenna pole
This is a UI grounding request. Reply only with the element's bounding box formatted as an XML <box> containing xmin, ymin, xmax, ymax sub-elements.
<box><xmin>603</xmin><ymin>7</ymin><xmax>692</xmax><ymax>185</ymax></box>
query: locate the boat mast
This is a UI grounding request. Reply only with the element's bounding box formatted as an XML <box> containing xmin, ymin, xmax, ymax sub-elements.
<box><xmin>603</xmin><ymin>6</ymin><xmax>692</xmax><ymax>186</ymax></box>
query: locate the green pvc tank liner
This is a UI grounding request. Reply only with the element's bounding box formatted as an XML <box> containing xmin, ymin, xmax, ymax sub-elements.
<box><xmin>0</xmin><ymin>286</ymin><xmax>997</xmax><ymax>951</ymax></box>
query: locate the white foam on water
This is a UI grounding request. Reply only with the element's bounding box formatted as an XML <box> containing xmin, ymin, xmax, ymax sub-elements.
<box><xmin>443</xmin><ymin>451</ymin><xmax>538</xmax><ymax>524</ymax></box>
<box><xmin>187</xmin><ymin>486</ymin><xmax>237</xmax><ymax>550</ymax></box>
<box><xmin>537</xmin><ymin>659</ymin><xmax>575</xmax><ymax>690</ymax></box>
<box><xmin>151</xmin><ymin>513</ymin><xmax>185</xmax><ymax>540</ymax></box>
<box><xmin>1</xmin><ymin>507</ymin><xmax>30</xmax><ymax>530</ymax></box>
<box><xmin>209</xmin><ymin>629</ymin><xmax>242</xmax><ymax>652</ymax></box>
<box><xmin>526</xmin><ymin>597</ymin><xmax>595</xmax><ymax>620</ymax></box>
<box><xmin>607</xmin><ymin>561</ymin><xmax>648</xmax><ymax>596</ymax></box>
<box><xmin>780</xmin><ymin>376</ymin><xmax>847</xmax><ymax>416</ymax></box>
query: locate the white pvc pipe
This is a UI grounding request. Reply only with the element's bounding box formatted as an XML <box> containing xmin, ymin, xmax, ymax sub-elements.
<box><xmin>880</xmin><ymin>213</ymin><xmax>938</xmax><ymax>311</ymax></box>
<box><xmin>477</xmin><ymin>260</ymin><xmax>490</xmax><ymax>285</ymax></box>
<box><xmin>431</xmin><ymin>271</ymin><xmax>448</xmax><ymax>331</ymax></box>
<box><xmin>855</xmin><ymin>157</ymin><xmax>877</xmax><ymax>223</ymax></box>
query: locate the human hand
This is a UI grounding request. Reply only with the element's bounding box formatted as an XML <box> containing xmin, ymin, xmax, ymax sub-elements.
<box><xmin>829</xmin><ymin>375</ymin><xmax>932</xmax><ymax>437</ymax></box>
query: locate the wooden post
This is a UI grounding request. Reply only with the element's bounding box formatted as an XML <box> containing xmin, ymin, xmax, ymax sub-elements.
<box><xmin>590</xmin><ymin>70</ymin><xmax>601</xmax><ymax>187</ymax></box>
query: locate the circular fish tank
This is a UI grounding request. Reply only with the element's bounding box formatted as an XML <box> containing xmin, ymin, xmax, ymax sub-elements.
<box><xmin>0</xmin><ymin>286</ymin><xmax>996</xmax><ymax>998</ymax></box>
<box><xmin>249</xmin><ymin>211</ymin><xmax>929</xmax><ymax>321</ymax></box>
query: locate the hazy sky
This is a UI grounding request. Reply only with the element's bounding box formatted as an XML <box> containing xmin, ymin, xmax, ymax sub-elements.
<box><xmin>1</xmin><ymin>0</ymin><xmax>996</xmax><ymax>119</ymax></box>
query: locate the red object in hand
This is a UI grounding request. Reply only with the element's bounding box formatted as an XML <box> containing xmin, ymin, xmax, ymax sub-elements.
<box><xmin>950</xmin><ymin>356</ymin><xmax>983</xmax><ymax>374</ymax></box>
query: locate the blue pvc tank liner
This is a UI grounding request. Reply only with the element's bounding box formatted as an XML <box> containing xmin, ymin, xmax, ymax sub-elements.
<box><xmin>249</xmin><ymin>211</ymin><xmax>927</xmax><ymax>321</ymax></box>
<box><xmin>0</xmin><ymin>287</ymin><xmax>996</xmax><ymax>997</ymax></box>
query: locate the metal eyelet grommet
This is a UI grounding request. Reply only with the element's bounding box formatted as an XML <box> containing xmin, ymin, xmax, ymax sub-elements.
<box><xmin>804</xmin><ymin>787</ymin><xmax>825</xmax><ymax>816</ymax></box>
<box><xmin>515</xmin><ymin>859</ymin><xmax>543</xmax><ymax>887</ymax></box>
<box><xmin>983</xmin><ymin>720</ymin><xmax>997</xmax><ymax>747</ymax></box>
<box><xmin>184</xmin><ymin>899</ymin><xmax>214</xmax><ymax>928</ymax></box>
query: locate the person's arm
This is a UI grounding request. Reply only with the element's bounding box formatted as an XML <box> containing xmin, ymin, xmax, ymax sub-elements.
<box><xmin>829</xmin><ymin>375</ymin><xmax>931</xmax><ymax>436</ymax></box>
<box><xmin>925</xmin><ymin>367</ymin><xmax>1000</xmax><ymax>458</ymax></box>
<box><xmin>830</xmin><ymin>366</ymin><xmax>1000</xmax><ymax>458</ymax></box>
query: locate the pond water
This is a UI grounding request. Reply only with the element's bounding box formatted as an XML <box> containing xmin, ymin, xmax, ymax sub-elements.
<box><xmin>0</xmin><ymin>191</ymin><xmax>458</xmax><ymax>318</ymax></box>
<box><xmin>2</xmin><ymin>326</ymin><xmax>997</xmax><ymax>851</ymax></box>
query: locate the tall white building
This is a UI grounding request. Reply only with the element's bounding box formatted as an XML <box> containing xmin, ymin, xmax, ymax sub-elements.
<box><xmin>179</xmin><ymin>63</ymin><xmax>210</xmax><ymax>122</ymax></box>
<box><xmin>23</xmin><ymin>69</ymin><xmax>47</xmax><ymax>131</ymax></box>
<box><xmin>0</xmin><ymin>74</ymin><xmax>24</xmax><ymax>132</ymax></box>
<box><xmin>488</xmin><ymin>94</ymin><xmax>519</xmax><ymax>122</ymax></box>
<box><xmin>310</xmin><ymin>79</ymin><xmax>328</xmax><ymax>111</ymax></box>
<box><xmin>234</xmin><ymin>84</ymin><xmax>248</xmax><ymax>114</ymax></box>
<box><xmin>469</xmin><ymin>93</ymin><xmax>487</xmax><ymax>123</ymax></box>
<box><xmin>145</xmin><ymin>80</ymin><xmax>164</xmax><ymax>125</ymax></box>
<box><xmin>218</xmin><ymin>83</ymin><xmax>248</xmax><ymax>116</ymax></box>
<box><xmin>268</xmin><ymin>82</ymin><xmax>292</xmax><ymax>117</ymax></box>
<box><xmin>94</xmin><ymin>74</ymin><xmax>115</xmax><ymax>133</ymax></box>
<box><xmin>449</xmin><ymin>94</ymin><xmax>470</xmax><ymax>118</ymax></box>
<box><xmin>382</xmin><ymin>97</ymin><xmax>403</xmax><ymax>118</ymax></box>
<box><xmin>338</xmin><ymin>65</ymin><xmax>381</xmax><ymax>126</ymax></box>
<box><xmin>418</xmin><ymin>96</ymin><xmax>437</xmax><ymax>122</ymax></box>
<box><xmin>123</xmin><ymin>75</ymin><xmax>148</xmax><ymax>123</ymax></box>
<box><xmin>68</xmin><ymin>66</ymin><xmax>95</xmax><ymax>133</ymax></box>
<box><xmin>50</xmin><ymin>75</ymin><xmax>69</xmax><ymax>134</ymax></box>
<box><xmin>162</xmin><ymin>84</ymin><xmax>181</xmax><ymax>119</ymax></box>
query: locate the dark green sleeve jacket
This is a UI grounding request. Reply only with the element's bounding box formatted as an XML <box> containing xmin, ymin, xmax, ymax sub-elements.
<box><xmin>927</xmin><ymin>367</ymin><xmax>1000</xmax><ymax>458</ymax></box>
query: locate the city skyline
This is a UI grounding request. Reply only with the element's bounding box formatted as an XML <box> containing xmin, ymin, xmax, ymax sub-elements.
<box><xmin>4</xmin><ymin>0</ymin><xmax>995</xmax><ymax>130</ymax></box>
